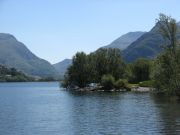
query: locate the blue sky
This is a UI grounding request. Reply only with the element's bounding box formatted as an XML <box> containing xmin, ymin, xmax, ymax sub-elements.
<box><xmin>0</xmin><ymin>0</ymin><xmax>179</xmax><ymax>63</ymax></box>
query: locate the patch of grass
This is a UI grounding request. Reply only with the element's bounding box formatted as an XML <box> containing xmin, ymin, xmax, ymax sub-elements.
<box><xmin>139</xmin><ymin>80</ymin><xmax>154</xmax><ymax>87</ymax></box>
<box><xmin>127</xmin><ymin>83</ymin><xmax>139</xmax><ymax>88</ymax></box>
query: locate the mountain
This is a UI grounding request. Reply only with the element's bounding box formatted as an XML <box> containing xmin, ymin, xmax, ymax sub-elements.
<box><xmin>53</xmin><ymin>59</ymin><xmax>72</xmax><ymax>76</ymax></box>
<box><xmin>0</xmin><ymin>33</ymin><xmax>58</xmax><ymax>77</ymax></box>
<box><xmin>103</xmin><ymin>32</ymin><xmax>146</xmax><ymax>50</ymax></box>
<box><xmin>122</xmin><ymin>22</ymin><xmax>180</xmax><ymax>62</ymax></box>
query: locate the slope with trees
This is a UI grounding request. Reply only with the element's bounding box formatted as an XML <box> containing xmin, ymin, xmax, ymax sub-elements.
<box><xmin>0</xmin><ymin>65</ymin><xmax>34</xmax><ymax>82</ymax></box>
<box><xmin>0</xmin><ymin>33</ymin><xmax>58</xmax><ymax>77</ymax></box>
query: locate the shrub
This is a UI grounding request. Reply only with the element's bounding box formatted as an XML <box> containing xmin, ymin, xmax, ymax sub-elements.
<box><xmin>61</xmin><ymin>80</ymin><xmax>68</xmax><ymax>88</ymax></box>
<box><xmin>114</xmin><ymin>79</ymin><xmax>128</xmax><ymax>89</ymax></box>
<box><xmin>101</xmin><ymin>74</ymin><xmax>115</xmax><ymax>90</ymax></box>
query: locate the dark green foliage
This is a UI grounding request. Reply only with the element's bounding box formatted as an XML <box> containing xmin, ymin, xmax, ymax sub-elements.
<box><xmin>154</xmin><ymin>51</ymin><xmax>180</xmax><ymax>95</ymax></box>
<box><xmin>92</xmin><ymin>48</ymin><xmax>125</xmax><ymax>82</ymax></box>
<box><xmin>61</xmin><ymin>76</ymin><xmax>69</xmax><ymax>88</ymax></box>
<box><xmin>0</xmin><ymin>33</ymin><xmax>58</xmax><ymax>77</ymax></box>
<box><xmin>101</xmin><ymin>74</ymin><xmax>115</xmax><ymax>90</ymax></box>
<box><xmin>63</xmin><ymin>48</ymin><xmax>125</xmax><ymax>89</ymax></box>
<box><xmin>114</xmin><ymin>79</ymin><xmax>129</xmax><ymax>90</ymax></box>
<box><xmin>64</xmin><ymin>52</ymin><xmax>92</xmax><ymax>88</ymax></box>
<box><xmin>101</xmin><ymin>76</ymin><xmax>129</xmax><ymax>90</ymax></box>
<box><xmin>129</xmin><ymin>58</ymin><xmax>152</xmax><ymax>83</ymax></box>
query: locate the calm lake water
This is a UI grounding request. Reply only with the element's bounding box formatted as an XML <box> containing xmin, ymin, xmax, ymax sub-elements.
<box><xmin>0</xmin><ymin>82</ymin><xmax>179</xmax><ymax>135</ymax></box>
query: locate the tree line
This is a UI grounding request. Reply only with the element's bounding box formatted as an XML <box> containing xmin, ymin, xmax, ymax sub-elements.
<box><xmin>0</xmin><ymin>65</ymin><xmax>34</xmax><ymax>82</ymax></box>
<box><xmin>0</xmin><ymin>65</ymin><xmax>57</xmax><ymax>82</ymax></box>
<box><xmin>62</xmin><ymin>14</ymin><xmax>180</xmax><ymax>97</ymax></box>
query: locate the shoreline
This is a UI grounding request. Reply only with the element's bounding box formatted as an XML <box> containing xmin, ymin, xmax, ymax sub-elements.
<box><xmin>65</xmin><ymin>86</ymin><xmax>154</xmax><ymax>93</ymax></box>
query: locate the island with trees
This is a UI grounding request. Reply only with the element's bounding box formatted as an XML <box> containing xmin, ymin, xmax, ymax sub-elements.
<box><xmin>61</xmin><ymin>14</ymin><xmax>180</xmax><ymax>98</ymax></box>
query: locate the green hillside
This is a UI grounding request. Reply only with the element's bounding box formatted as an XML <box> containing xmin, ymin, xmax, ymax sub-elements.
<box><xmin>0</xmin><ymin>65</ymin><xmax>34</xmax><ymax>82</ymax></box>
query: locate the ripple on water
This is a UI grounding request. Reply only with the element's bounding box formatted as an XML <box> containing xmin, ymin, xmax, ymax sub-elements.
<box><xmin>0</xmin><ymin>82</ymin><xmax>179</xmax><ymax>135</ymax></box>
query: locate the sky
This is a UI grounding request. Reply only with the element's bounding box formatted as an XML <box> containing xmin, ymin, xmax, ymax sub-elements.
<box><xmin>0</xmin><ymin>0</ymin><xmax>179</xmax><ymax>64</ymax></box>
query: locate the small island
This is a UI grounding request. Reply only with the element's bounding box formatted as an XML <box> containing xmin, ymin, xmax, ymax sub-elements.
<box><xmin>61</xmin><ymin>14</ymin><xmax>180</xmax><ymax>98</ymax></box>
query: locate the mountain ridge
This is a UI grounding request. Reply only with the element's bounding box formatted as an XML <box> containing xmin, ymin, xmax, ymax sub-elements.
<box><xmin>0</xmin><ymin>33</ymin><xmax>58</xmax><ymax>77</ymax></box>
<box><xmin>103</xmin><ymin>31</ymin><xmax>146</xmax><ymax>50</ymax></box>
<box><xmin>122</xmin><ymin>22</ymin><xmax>180</xmax><ymax>62</ymax></box>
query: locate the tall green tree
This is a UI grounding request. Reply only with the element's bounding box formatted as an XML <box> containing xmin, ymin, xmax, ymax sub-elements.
<box><xmin>92</xmin><ymin>48</ymin><xmax>125</xmax><ymax>82</ymax></box>
<box><xmin>154</xmin><ymin>14</ymin><xmax>180</xmax><ymax>96</ymax></box>
<box><xmin>62</xmin><ymin>48</ymin><xmax>125</xmax><ymax>88</ymax></box>
<box><xmin>63</xmin><ymin>52</ymin><xmax>92</xmax><ymax>88</ymax></box>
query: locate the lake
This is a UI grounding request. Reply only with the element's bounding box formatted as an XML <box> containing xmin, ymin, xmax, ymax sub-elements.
<box><xmin>0</xmin><ymin>82</ymin><xmax>179</xmax><ymax>135</ymax></box>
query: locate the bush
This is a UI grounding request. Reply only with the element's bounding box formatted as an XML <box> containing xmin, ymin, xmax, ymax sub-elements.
<box><xmin>101</xmin><ymin>74</ymin><xmax>115</xmax><ymax>90</ymax></box>
<box><xmin>139</xmin><ymin>80</ymin><xmax>154</xmax><ymax>87</ymax></box>
<box><xmin>114</xmin><ymin>79</ymin><xmax>128</xmax><ymax>89</ymax></box>
<box><xmin>61</xmin><ymin>80</ymin><xmax>68</xmax><ymax>88</ymax></box>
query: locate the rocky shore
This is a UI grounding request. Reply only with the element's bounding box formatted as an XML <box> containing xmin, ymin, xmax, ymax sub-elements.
<box><xmin>131</xmin><ymin>86</ymin><xmax>154</xmax><ymax>92</ymax></box>
<box><xmin>65</xmin><ymin>85</ymin><xmax>154</xmax><ymax>92</ymax></box>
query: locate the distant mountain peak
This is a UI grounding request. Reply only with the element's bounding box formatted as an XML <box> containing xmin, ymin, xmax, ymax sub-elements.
<box><xmin>63</xmin><ymin>58</ymin><xmax>72</xmax><ymax>61</ymax></box>
<box><xmin>0</xmin><ymin>33</ymin><xmax>16</xmax><ymax>40</ymax></box>
<box><xmin>103</xmin><ymin>31</ymin><xmax>146</xmax><ymax>50</ymax></box>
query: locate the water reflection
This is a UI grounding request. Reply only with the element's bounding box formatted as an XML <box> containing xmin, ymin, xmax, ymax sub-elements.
<box><xmin>67</xmin><ymin>92</ymin><xmax>124</xmax><ymax>135</ymax></box>
<box><xmin>67</xmin><ymin>92</ymin><xmax>176</xmax><ymax>135</ymax></box>
<box><xmin>151</xmin><ymin>95</ymin><xmax>180</xmax><ymax>135</ymax></box>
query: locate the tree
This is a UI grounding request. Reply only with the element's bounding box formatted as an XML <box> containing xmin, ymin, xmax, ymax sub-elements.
<box><xmin>62</xmin><ymin>48</ymin><xmax>126</xmax><ymax>89</ymax></box>
<box><xmin>63</xmin><ymin>52</ymin><xmax>92</xmax><ymax>88</ymax></box>
<box><xmin>130</xmin><ymin>58</ymin><xmax>152</xmax><ymax>83</ymax></box>
<box><xmin>154</xmin><ymin>14</ymin><xmax>180</xmax><ymax>96</ymax></box>
<box><xmin>101</xmin><ymin>74</ymin><xmax>115</xmax><ymax>90</ymax></box>
<box><xmin>92</xmin><ymin>48</ymin><xmax>125</xmax><ymax>82</ymax></box>
<box><xmin>10</xmin><ymin>68</ymin><xmax>18</xmax><ymax>76</ymax></box>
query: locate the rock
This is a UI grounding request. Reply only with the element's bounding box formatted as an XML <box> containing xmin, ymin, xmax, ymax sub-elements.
<box><xmin>131</xmin><ymin>87</ymin><xmax>153</xmax><ymax>92</ymax></box>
